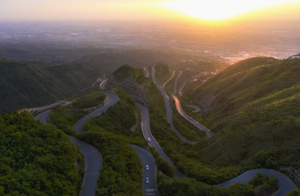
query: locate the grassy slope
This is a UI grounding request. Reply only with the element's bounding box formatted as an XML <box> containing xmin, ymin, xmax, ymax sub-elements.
<box><xmin>0</xmin><ymin>59</ymin><xmax>100</xmax><ymax>113</ymax></box>
<box><xmin>189</xmin><ymin>57</ymin><xmax>300</xmax><ymax>168</ymax></box>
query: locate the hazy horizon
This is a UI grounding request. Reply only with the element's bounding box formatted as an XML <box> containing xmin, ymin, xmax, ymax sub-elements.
<box><xmin>1</xmin><ymin>0</ymin><xmax>300</xmax><ymax>62</ymax></box>
<box><xmin>1</xmin><ymin>0</ymin><xmax>300</xmax><ymax>23</ymax></box>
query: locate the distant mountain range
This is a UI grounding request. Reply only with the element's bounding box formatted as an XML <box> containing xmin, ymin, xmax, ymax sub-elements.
<box><xmin>0</xmin><ymin>59</ymin><xmax>100</xmax><ymax>113</ymax></box>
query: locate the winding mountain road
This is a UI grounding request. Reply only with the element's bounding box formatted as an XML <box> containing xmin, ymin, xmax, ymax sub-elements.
<box><xmin>178</xmin><ymin>81</ymin><xmax>189</xmax><ymax>97</ymax></box>
<box><xmin>137</xmin><ymin>103</ymin><xmax>184</xmax><ymax>178</ymax></box>
<box><xmin>35</xmin><ymin>110</ymin><xmax>50</xmax><ymax>123</ymax></box>
<box><xmin>74</xmin><ymin>94</ymin><xmax>119</xmax><ymax>132</ymax></box>
<box><xmin>218</xmin><ymin>168</ymin><xmax>298</xmax><ymax>196</ymax></box>
<box><xmin>131</xmin><ymin>145</ymin><xmax>159</xmax><ymax>196</ymax></box>
<box><xmin>35</xmin><ymin>95</ymin><xmax>119</xmax><ymax>196</ymax></box>
<box><xmin>152</xmin><ymin>67</ymin><xmax>197</xmax><ymax>144</ymax></box>
<box><xmin>162</xmin><ymin>71</ymin><xmax>175</xmax><ymax>88</ymax></box>
<box><xmin>71</xmin><ymin>137</ymin><xmax>103</xmax><ymax>196</ymax></box>
<box><xmin>34</xmin><ymin>71</ymin><xmax>298</xmax><ymax>195</ymax></box>
<box><xmin>143</xmin><ymin>67</ymin><xmax>150</xmax><ymax>78</ymax></box>
<box><xmin>172</xmin><ymin>95</ymin><xmax>214</xmax><ymax>137</ymax></box>
<box><xmin>173</xmin><ymin>71</ymin><xmax>182</xmax><ymax>95</ymax></box>
<box><xmin>99</xmin><ymin>79</ymin><xmax>108</xmax><ymax>90</ymax></box>
<box><xmin>35</xmin><ymin>111</ymin><xmax>101</xmax><ymax>196</ymax></box>
<box><xmin>71</xmin><ymin>94</ymin><xmax>119</xmax><ymax>196</ymax></box>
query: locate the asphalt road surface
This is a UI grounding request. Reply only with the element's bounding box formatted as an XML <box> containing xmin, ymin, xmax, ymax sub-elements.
<box><xmin>218</xmin><ymin>168</ymin><xmax>298</xmax><ymax>196</ymax></box>
<box><xmin>74</xmin><ymin>94</ymin><xmax>119</xmax><ymax>132</ymax></box>
<box><xmin>71</xmin><ymin>137</ymin><xmax>103</xmax><ymax>196</ymax></box>
<box><xmin>172</xmin><ymin>94</ymin><xmax>214</xmax><ymax>137</ymax></box>
<box><xmin>34</xmin><ymin>102</ymin><xmax>109</xmax><ymax>196</ymax></box>
<box><xmin>72</xmin><ymin>94</ymin><xmax>119</xmax><ymax>196</ymax></box>
<box><xmin>99</xmin><ymin>79</ymin><xmax>108</xmax><ymax>90</ymax></box>
<box><xmin>162</xmin><ymin>71</ymin><xmax>175</xmax><ymax>88</ymax></box>
<box><xmin>143</xmin><ymin>67</ymin><xmax>150</xmax><ymax>78</ymax></box>
<box><xmin>151</xmin><ymin>67</ymin><xmax>197</xmax><ymax>144</ymax></box>
<box><xmin>173</xmin><ymin>71</ymin><xmax>182</xmax><ymax>95</ymax></box>
<box><xmin>131</xmin><ymin>145</ymin><xmax>159</xmax><ymax>196</ymax></box>
<box><xmin>35</xmin><ymin>110</ymin><xmax>50</xmax><ymax>123</ymax></box>
<box><xmin>137</xmin><ymin>103</ymin><xmax>184</xmax><ymax>178</ymax></box>
<box><xmin>178</xmin><ymin>81</ymin><xmax>188</xmax><ymax>97</ymax></box>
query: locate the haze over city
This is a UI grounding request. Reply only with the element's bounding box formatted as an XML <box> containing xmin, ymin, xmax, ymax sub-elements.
<box><xmin>1</xmin><ymin>0</ymin><xmax>300</xmax><ymax>21</ymax></box>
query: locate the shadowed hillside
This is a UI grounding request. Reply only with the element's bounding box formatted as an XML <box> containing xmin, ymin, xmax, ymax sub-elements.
<box><xmin>0</xmin><ymin>59</ymin><xmax>100</xmax><ymax>113</ymax></box>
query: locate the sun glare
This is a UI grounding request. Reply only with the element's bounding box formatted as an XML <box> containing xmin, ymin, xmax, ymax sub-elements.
<box><xmin>162</xmin><ymin>0</ymin><xmax>289</xmax><ymax>21</ymax></box>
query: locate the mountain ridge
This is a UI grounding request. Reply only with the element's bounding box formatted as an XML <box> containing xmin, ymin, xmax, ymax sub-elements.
<box><xmin>0</xmin><ymin>58</ymin><xmax>100</xmax><ymax>113</ymax></box>
<box><xmin>187</xmin><ymin>57</ymin><xmax>300</xmax><ymax>171</ymax></box>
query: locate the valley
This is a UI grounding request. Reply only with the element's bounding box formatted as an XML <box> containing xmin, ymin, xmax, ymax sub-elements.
<box><xmin>1</xmin><ymin>56</ymin><xmax>297</xmax><ymax>195</ymax></box>
<box><xmin>2</xmin><ymin>0</ymin><xmax>300</xmax><ymax>194</ymax></box>
<box><xmin>0</xmin><ymin>25</ymin><xmax>299</xmax><ymax>195</ymax></box>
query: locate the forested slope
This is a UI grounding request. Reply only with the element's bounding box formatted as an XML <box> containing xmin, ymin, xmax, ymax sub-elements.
<box><xmin>189</xmin><ymin>57</ymin><xmax>300</xmax><ymax>169</ymax></box>
<box><xmin>0</xmin><ymin>112</ymin><xmax>83</xmax><ymax>195</ymax></box>
<box><xmin>0</xmin><ymin>59</ymin><xmax>100</xmax><ymax>113</ymax></box>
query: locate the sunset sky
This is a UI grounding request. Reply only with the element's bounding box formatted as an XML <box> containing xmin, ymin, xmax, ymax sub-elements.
<box><xmin>0</xmin><ymin>0</ymin><xmax>300</xmax><ymax>22</ymax></box>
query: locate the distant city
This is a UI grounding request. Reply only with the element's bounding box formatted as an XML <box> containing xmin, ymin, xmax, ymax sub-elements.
<box><xmin>1</xmin><ymin>20</ymin><xmax>300</xmax><ymax>63</ymax></box>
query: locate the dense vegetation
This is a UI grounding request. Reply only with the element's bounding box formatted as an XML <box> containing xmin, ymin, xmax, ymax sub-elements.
<box><xmin>141</xmin><ymin>67</ymin><xmax>239</xmax><ymax>185</ymax></box>
<box><xmin>83</xmin><ymin>88</ymin><xmax>141</xmax><ymax>137</ymax></box>
<box><xmin>249</xmin><ymin>173</ymin><xmax>279</xmax><ymax>195</ymax></box>
<box><xmin>77</xmin><ymin>88</ymin><xmax>145</xmax><ymax>196</ymax></box>
<box><xmin>287</xmin><ymin>190</ymin><xmax>300</xmax><ymax>196</ymax></box>
<box><xmin>157</xmin><ymin>172</ymin><xmax>279</xmax><ymax>196</ymax></box>
<box><xmin>0</xmin><ymin>112</ymin><xmax>84</xmax><ymax>195</ymax></box>
<box><xmin>158</xmin><ymin>173</ymin><xmax>279</xmax><ymax>196</ymax></box>
<box><xmin>0</xmin><ymin>58</ymin><xmax>100</xmax><ymax>114</ymax></box>
<box><xmin>71</xmin><ymin>90</ymin><xmax>106</xmax><ymax>109</ymax></box>
<box><xmin>49</xmin><ymin>89</ymin><xmax>107</xmax><ymax>135</ymax></box>
<box><xmin>151</xmin><ymin>150</ymin><xmax>175</xmax><ymax>178</ymax></box>
<box><xmin>2</xmin><ymin>56</ymin><xmax>299</xmax><ymax>195</ymax></box>
<box><xmin>184</xmin><ymin>57</ymin><xmax>300</xmax><ymax>171</ymax></box>
<box><xmin>158</xmin><ymin>175</ymin><xmax>256</xmax><ymax>196</ymax></box>
<box><xmin>169</xmin><ymin>96</ymin><xmax>206</xmax><ymax>140</ymax></box>
<box><xmin>110</xmin><ymin>65</ymin><xmax>147</xmax><ymax>85</ymax></box>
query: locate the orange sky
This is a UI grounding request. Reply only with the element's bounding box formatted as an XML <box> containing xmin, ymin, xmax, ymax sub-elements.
<box><xmin>0</xmin><ymin>0</ymin><xmax>299</xmax><ymax>22</ymax></box>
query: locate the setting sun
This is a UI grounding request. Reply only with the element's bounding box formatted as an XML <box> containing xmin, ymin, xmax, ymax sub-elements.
<box><xmin>162</xmin><ymin>0</ymin><xmax>292</xmax><ymax>20</ymax></box>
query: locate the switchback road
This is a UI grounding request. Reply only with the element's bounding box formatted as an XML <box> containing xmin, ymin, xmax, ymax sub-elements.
<box><xmin>172</xmin><ymin>94</ymin><xmax>214</xmax><ymax>137</ymax></box>
<box><xmin>72</xmin><ymin>94</ymin><xmax>119</xmax><ymax>196</ymax></box>
<box><xmin>218</xmin><ymin>168</ymin><xmax>298</xmax><ymax>196</ymax></box>
<box><xmin>74</xmin><ymin>94</ymin><xmax>119</xmax><ymax>132</ymax></box>
<box><xmin>173</xmin><ymin>71</ymin><xmax>182</xmax><ymax>95</ymax></box>
<box><xmin>99</xmin><ymin>79</ymin><xmax>108</xmax><ymax>90</ymax></box>
<box><xmin>35</xmin><ymin>109</ymin><xmax>103</xmax><ymax>196</ymax></box>
<box><xmin>162</xmin><ymin>71</ymin><xmax>175</xmax><ymax>88</ymax></box>
<box><xmin>137</xmin><ymin>103</ymin><xmax>184</xmax><ymax>178</ymax></box>
<box><xmin>152</xmin><ymin>67</ymin><xmax>197</xmax><ymax>144</ymax></box>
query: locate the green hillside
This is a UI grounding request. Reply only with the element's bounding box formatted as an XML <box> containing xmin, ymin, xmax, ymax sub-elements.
<box><xmin>188</xmin><ymin>57</ymin><xmax>300</xmax><ymax>169</ymax></box>
<box><xmin>0</xmin><ymin>59</ymin><xmax>100</xmax><ymax>113</ymax></box>
<box><xmin>110</xmin><ymin>64</ymin><xmax>147</xmax><ymax>84</ymax></box>
<box><xmin>154</xmin><ymin>63</ymin><xmax>171</xmax><ymax>85</ymax></box>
